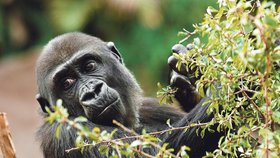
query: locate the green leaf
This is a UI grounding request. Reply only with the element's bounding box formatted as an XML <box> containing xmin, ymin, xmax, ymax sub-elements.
<box><xmin>166</xmin><ymin>119</ymin><xmax>172</xmax><ymax>128</ymax></box>
<box><xmin>130</xmin><ymin>140</ymin><xmax>142</xmax><ymax>147</ymax></box>
<box><xmin>194</xmin><ymin>37</ymin><xmax>201</xmax><ymax>46</ymax></box>
<box><xmin>74</xmin><ymin>116</ymin><xmax>88</xmax><ymax>123</ymax></box>
<box><xmin>263</xmin><ymin>15</ymin><xmax>277</xmax><ymax>27</ymax></box>
<box><xmin>99</xmin><ymin>145</ymin><xmax>110</xmax><ymax>155</ymax></box>
<box><xmin>272</xmin><ymin>111</ymin><xmax>280</xmax><ymax>123</ymax></box>
<box><xmin>55</xmin><ymin>124</ymin><xmax>62</xmax><ymax>138</ymax></box>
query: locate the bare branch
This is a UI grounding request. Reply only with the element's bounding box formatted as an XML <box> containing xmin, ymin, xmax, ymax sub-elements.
<box><xmin>0</xmin><ymin>113</ymin><xmax>16</xmax><ymax>158</ymax></box>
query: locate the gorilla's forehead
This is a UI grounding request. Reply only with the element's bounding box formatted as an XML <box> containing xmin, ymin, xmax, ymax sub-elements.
<box><xmin>37</xmin><ymin>32</ymin><xmax>108</xmax><ymax>78</ymax></box>
<box><xmin>43</xmin><ymin>32</ymin><xmax>106</xmax><ymax>61</ymax></box>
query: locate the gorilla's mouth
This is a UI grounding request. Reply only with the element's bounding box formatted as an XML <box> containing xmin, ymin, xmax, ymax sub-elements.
<box><xmin>82</xmin><ymin>98</ymin><xmax>124</xmax><ymax>126</ymax></box>
<box><xmin>97</xmin><ymin>98</ymin><xmax>120</xmax><ymax>118</ymax></box>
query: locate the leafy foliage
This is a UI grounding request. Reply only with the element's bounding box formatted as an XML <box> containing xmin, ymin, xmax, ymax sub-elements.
<box><xmin>157</xmin><ymin>83</ymin><xmax>177</xmax><ymax>105</ymax></box>
<box><xmin>47</xmin><ymin>100</ymin><xmax>192</xmax><ymax>158</ymax></box>
<box><xmin>169</xmin><ymin>0</ymin><xmax>280</xmax><ymax>157</ymax></box>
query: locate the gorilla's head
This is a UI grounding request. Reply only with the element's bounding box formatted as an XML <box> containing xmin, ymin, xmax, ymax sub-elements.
<box><xmin>36</xmin><ymin>32</ymin><xmax>142</xmax><ymax>128</ymax></box>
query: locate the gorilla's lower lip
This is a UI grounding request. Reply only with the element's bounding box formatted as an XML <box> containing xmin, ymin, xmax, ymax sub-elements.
<box><xmin>97</xmin><ymin>99</ymin><xmax>120</xmax><ymax>117</ymax></box>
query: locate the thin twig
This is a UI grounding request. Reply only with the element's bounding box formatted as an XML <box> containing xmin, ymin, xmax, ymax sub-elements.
<box><xmin>179</xmin><ymin>29</ymin><xmax>195</xmax><ymax>44</ymax></box>
<box><xmin>65</xmin><ymin>136</ymin><xmax>155</xmax><ymax>158</ymax></box>
<box><xmin>241</xmin><ymin>89</ymin><xmax>265</xmax><ymax>120</ymax></box>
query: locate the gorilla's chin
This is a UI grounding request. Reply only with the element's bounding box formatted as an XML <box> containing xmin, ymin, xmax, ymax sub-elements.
<box><xmin>83</xmin><ymin>99</ymin><xmax>126</xmax><ymax>126</ymax></box>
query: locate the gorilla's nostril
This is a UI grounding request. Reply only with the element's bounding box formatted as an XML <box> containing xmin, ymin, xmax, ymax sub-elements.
<box><xmin>81</xmin><ymin>82</ymin><xmax>104</xmax><ymax>102</ymax></box>
<box><xmin>94</xmin><ymin>83</ymin><xmax>103</xmax><ymax>95</ymax></box>
<box><xmin>82</xmin><ymin>93</ymin><xmax>95</xmax><ymax>102</ymax></box>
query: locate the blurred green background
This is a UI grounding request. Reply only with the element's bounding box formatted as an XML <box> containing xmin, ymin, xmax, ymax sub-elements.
<box><xmin>0</xmin><ymin>0</ymin><xmax>217</xmax><ymax>95</ymax></box>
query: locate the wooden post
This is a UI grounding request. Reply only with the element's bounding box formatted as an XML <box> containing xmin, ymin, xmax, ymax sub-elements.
<box><xmin>0</xmin><ymin>113</ymin><xmax>16</xmax><ymax>158</ymax></box>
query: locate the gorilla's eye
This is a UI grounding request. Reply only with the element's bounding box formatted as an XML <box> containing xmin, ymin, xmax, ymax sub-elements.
<box><xmin>84</xmin><ymin>61</ymin><xmax>96</xmax><ymax>72</ymax></box>
<box><xmin>62</xmin><ymin>78</ymin><xmax>76</xmax><ymax>90</ymax></box>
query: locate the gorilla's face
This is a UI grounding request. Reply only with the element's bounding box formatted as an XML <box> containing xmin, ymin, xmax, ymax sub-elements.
<box><xmin>52</xmin><ymin>51</ymin><xmax>126</xmax><ymax>125</ymax></box>
<box><xmin>36</xmin><ymin>33</ymin><xmax>142</xmax><ymax>127</ymax></box>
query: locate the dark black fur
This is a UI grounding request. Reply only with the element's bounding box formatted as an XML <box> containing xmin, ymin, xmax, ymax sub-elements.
<box><xmin>36</xmin><ymin>32</ymin><xmax>221</xmax><ymax>158</ymax></box>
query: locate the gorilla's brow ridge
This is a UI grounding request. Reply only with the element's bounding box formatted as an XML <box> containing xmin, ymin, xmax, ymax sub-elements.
<box><xmin>52</xmin><ymin>52</ymin><xmax>101</xmax><ymax>82</ymax></box>
<box><xmin>71</xmin><ymin>52</ymin><xmax>101</xmax><ymax>65</ymax></box>
<box><xmin>52</xmin><ymin>68</ymin><xmax>70</xmax><ymax>83</ymax></box>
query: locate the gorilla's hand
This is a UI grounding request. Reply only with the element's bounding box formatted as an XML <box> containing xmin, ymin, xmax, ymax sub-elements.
<box><xmin>168</xmin><ymin>44</ymin><xmax>196</xmax><ymax>87</ymax></box>
<box><xmin>168</xmin><ymin>44</ymin><xmax>201</xmax><ymax>112</ymax></box>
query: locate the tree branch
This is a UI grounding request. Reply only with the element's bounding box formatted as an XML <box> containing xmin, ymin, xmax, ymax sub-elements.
<box><xmin>0</xmin><ymin>113</ymin><xmax>16</xmax><ymax>158</ymax></box>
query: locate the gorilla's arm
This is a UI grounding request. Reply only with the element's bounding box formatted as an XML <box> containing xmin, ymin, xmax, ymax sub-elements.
<box><xmin>139</xmin><ymin>97</ymin><xmax>221</xmax><ymax>157</ymax></box>
<box><xmin>139</xmin><ymin>97</ymin><xmax>186</xmax><ymax>131</ymax></box>
<box><xmin>162</xmin><ymin>98</ymin><xmax>222</xmax><ymax>157</ymax></box>
<box><xmin>165</xmin><ymin>44</ymin><xmax>222</xmax><ymax>157</ymax></box>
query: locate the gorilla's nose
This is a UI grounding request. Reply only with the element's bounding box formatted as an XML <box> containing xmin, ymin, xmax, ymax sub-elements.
<box><xmin>81</xmin><ymin>82</ymin><xmax>104</xmax><ymax>103</ymax></box>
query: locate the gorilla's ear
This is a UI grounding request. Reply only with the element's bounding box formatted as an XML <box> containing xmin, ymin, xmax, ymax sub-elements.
<box><xmin>36</xmin><ymin>94</ymin><xmax>51</xmax><ymax>113</ymax></box>
<box><xmin>107</xmin><ymin>42</ymin><xmax>123</xmax><ymax>63</ymax></box>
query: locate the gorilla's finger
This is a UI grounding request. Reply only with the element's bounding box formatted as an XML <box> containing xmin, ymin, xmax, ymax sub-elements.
<box><xmin>170</xmin><ymin>70</ymin><xmax>195</xmax><ymax>91</ymax></box>
<box><xmin>168</xmin><ymin>56</ymin><xmax>187</xmax><ymax>76</ymax></box>
<box><xmin>167</xmin><ymin>56</ymin><xmax>177</xmax><ymax>69</ymax></box>
<box><xmin>172</xmin><ymin>44</ymin><xmax>188</xmax><ymax>54</ymax></box>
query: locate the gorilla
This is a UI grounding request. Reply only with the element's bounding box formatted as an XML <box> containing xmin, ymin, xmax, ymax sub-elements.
<box><xmin>36</xmin><ymin>32</ymin><xmax>221</xmax><ymax>158</ymax></box>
